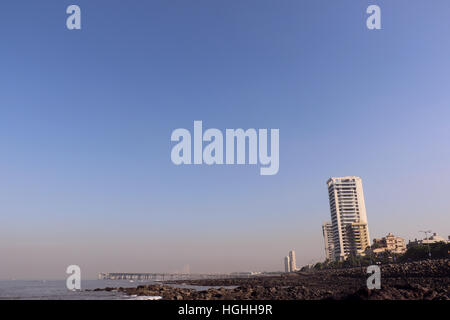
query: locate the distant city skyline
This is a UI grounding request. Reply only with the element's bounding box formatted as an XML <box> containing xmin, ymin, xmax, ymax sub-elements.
<box><xmin>1</xmin><ymin>1</ymin><xmax>450</xmax><ymax>279</ymax></box>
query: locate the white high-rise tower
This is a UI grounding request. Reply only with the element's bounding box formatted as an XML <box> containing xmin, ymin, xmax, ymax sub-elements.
<box><xmin>289</xmin><ymin>250</ymin><xmax>297</xmax><ymax>272</ymax></box>
<box><xmin>327</xmin><ymin>177</ymin><xmax>370</xmax><ymax>260</ymax></box>
<box><xmin>284</xmin><ymin>256</ymin><xmax>290</xmax><ymax>273</ymax></box>
<box><xmin>322</xmin><ymin>222</ymin><xmax>334</xmax><ymax>260</ymax></box>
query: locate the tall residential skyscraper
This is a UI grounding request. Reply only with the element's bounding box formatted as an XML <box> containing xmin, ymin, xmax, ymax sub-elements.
<box><xmin>284</xmin><ymin>256</ymin><xmax>290</xmax><ymax>273</ymax></box>
<box><xmin>322</xmin><ymin>222</ymin><xmax>334</xmax><ymax>260</ymax></box>
<box><xmin>327</xmin><ymin>176</ymin><xmax>371</xmax><ymax>261</ymax></box>
<box><xmin>288</xmin><ymin>250</ymin><xmax>297</xmax><ymax>272</ymax></box>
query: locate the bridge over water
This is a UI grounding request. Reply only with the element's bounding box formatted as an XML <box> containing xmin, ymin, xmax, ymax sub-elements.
<box><xmin>99</xmin><ymin>272</ymin><xmax>263</xmax><ymax>281</ymax></box>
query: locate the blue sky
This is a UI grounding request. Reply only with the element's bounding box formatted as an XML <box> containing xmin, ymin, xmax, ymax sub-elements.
<box><xmin>1</xmin><ymin>1</ymin><xmax>450</xmax><ymax>279</ymax></box>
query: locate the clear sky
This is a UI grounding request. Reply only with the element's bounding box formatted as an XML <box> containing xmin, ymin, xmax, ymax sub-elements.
<box><xmin>1</xmin><ymin>1</ymin><xmax>449</xmax><ymax>279</ymax></box>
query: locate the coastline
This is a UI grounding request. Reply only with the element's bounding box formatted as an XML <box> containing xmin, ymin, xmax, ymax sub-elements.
<box><xmin>93</xmin><ymin>259</ymin><xmax>449</xmax><ymax>300</ymax></box>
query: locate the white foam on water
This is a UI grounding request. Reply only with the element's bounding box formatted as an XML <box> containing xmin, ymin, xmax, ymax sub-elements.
<box><xmin>128</xmin><ymin>295</ymin><xmax>163</xmax><ymax>300</ymax></box>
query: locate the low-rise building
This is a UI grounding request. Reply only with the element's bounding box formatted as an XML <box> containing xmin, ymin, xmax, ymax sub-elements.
<box><xmin>407</xmin><ymin>233</ymin><xmax>450</xmax><ymax>248</ymax></box>
<box><xmin>346</xmin><ymin>222</ymin><xmax>370</xmax><ymax>256</ymax></box>
<box><xmin>372</xmin><ymin>233</ymin><xmax>406</xmax><ymax>254</ymax></box>
<box><xmin>422</xmin><ymin>233</ymin><xmax>449</xmax><ymax>244</ymax></box>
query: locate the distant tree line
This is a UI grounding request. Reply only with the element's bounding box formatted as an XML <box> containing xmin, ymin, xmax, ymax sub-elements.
<box><xmin>301</xmin><ymin>242</ymin><xmax>450</xmax><ymax>271</ymax></box>
<box><xmin>399</xmin><ymin>242</ymin><xmax>449</xmax><ymax>262</ymax></box>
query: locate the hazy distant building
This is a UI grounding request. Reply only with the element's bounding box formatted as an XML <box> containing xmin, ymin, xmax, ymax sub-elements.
<box><xmin>284</xmin><ymin>256</ymin><xmax>290</xmax><ymax>273</ymax></box>
<box><xmin>181</xmin><ymin>264</ymin><xmax>191</xmax><ymax>274</ymax></box>
<box><xmin>408</xmin><ymin>233</ymin><xmax>450</xmax><ymax>248</ymax></box>
<box><xmin>422</xmin><ymin>233</ymin><xmax>449</xmax><ymax>244</ymax></box>
<box><xmin>289</xmin><ymin>250</ymin><xmax>297</xmax><ymax>272</ymax></box>
<box><xmin>373</xmin><ymin>233</ymin><xmax>406</xmax><ymax>254</ymax></box>
<box><xmin>322</xmin><ymin>222</ymin><xmax>334</xmax><ymax>260</ymax></box>
<box><xmin>327</xmin><ymin>177</ymin><xmax>371</xmax><ymax>260</ymax></box>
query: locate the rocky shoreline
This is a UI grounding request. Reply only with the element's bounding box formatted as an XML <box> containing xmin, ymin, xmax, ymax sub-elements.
<box><xmin>94</xmin><ymin>259</ymin><xmax>449</xmax><ymax>300</ymax></box>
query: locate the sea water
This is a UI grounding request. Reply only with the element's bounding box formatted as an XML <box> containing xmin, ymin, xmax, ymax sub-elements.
<box><xmin>0</xmin><ymin>279</ymin><xmax>233</xmax><ymax>300</ymax></box>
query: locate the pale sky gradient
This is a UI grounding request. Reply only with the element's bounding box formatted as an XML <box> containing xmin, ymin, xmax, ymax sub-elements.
<box><xmin>1</xmin><ymin>1</ymin><xmax>450</xmax><ymax>279</ymax></box>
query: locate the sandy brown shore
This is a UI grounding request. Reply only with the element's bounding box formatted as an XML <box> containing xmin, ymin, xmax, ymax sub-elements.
<box><xmin>94</xmin><ymin>259</ymin><xmax>449</xmax><ymax>300</ymax></box>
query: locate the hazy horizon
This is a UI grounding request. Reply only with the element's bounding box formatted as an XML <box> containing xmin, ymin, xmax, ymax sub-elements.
<box><xmin>1</xmin><ymin>1</ymin><xmax>450</xmax><ymax>280</ymax></box>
